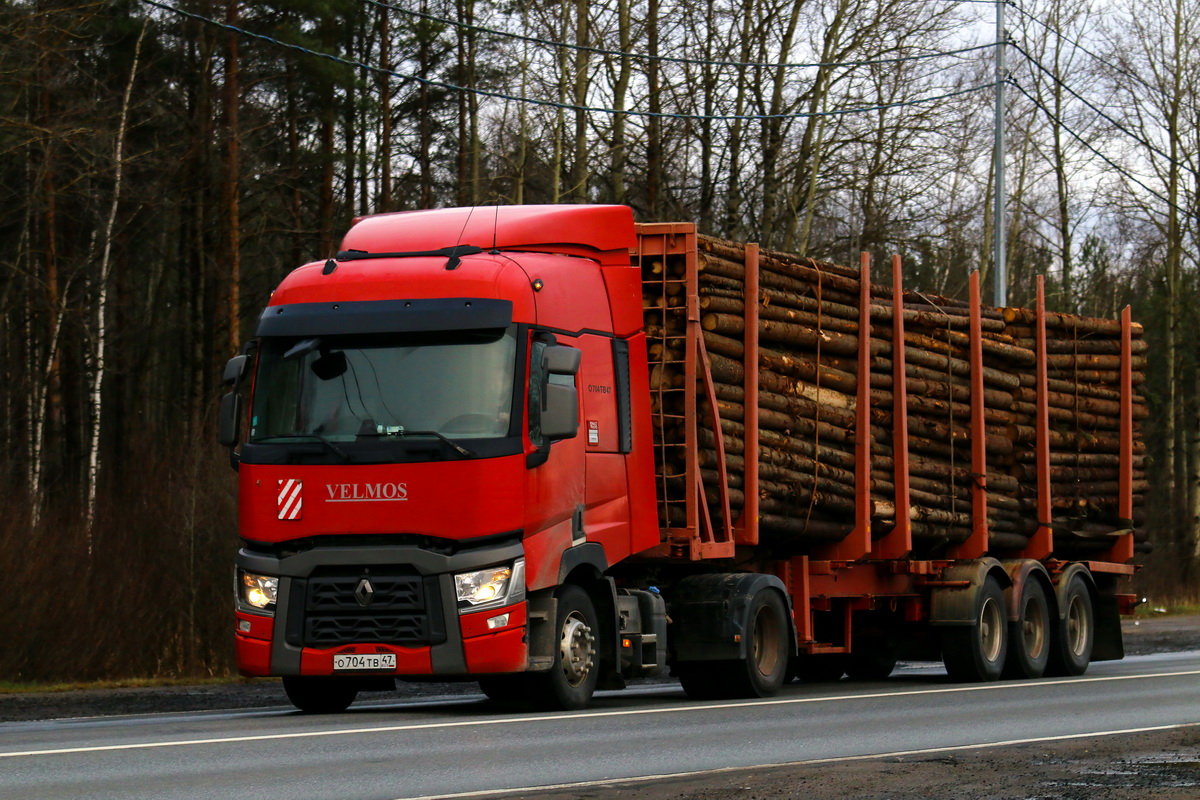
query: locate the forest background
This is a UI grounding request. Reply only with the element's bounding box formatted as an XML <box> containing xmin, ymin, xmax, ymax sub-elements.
<box><xmin>1</xmin><ymin>0</ymin><xmax>1197</xmax><ymax>682</ymax></box>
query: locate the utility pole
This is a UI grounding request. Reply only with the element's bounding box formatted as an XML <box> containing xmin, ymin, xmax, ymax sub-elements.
<box><xmin>994</xmin><ymin>0</ymin><xmax>1008</xmax><ymax>306</ymax></box>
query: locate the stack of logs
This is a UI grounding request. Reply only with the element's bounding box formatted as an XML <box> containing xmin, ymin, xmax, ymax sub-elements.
<box><xmin>642</xmin><ymin>235</ymin><xmax>1149</xmax><ymax>559</ymax></box>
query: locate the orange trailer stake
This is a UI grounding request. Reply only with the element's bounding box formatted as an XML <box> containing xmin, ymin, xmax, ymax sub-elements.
<box><xmin>1106</xmin><ymin>305</ymin><xmax>1135</xmax><ymax>563</ymax></box>
<box><xmin>1024</xmin><ymin>276</ymin><xmax>1053</xmax><ymax>559</ymax></box>
<box><xmin>819</xmin><ymin>253</ymin><xmax>873</xmax><ymax>561</ymax></box>
<box><xmin>953</xmin><ymin>270</ymin><xmax>989</xmax><ymax>559</ymax></box>
<box><xmin>876</xmin><ymin>253</ymin><xmax>911</xmax><ymax>559</ymax></box>
<box><xmin>735</xmin><ymin>243</ymin><xmax>761</xmax><ymax>545</ymax></box>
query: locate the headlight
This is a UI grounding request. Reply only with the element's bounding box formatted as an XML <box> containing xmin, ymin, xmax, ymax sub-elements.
<box><xmin>454</xmin><ymin>559</ymin><xmax>525</xmax><ymax>612</ymax></box>
<box><xmin>237</xmin><ymin>569</ymin><xmax>278</xmax><ymax>615</ymax></box>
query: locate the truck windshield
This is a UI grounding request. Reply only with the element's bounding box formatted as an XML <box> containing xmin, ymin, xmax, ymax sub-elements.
<box><xmin>249</xmin><ymin>326</ymin><xmax>518</xmax><ymax>447</ymax></box>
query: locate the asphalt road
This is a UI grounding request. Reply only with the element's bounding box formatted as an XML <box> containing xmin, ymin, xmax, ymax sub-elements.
<box><xmin>2</xmin><ymin>650</ymin><xmax>1199</xmax><ymax>800</ymax></box>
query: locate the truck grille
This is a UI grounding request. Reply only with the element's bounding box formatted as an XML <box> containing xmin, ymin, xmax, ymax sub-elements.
<box><xmin>289</xmin><ymin>570</ymin><xmax>446</xmax><ymax>648</ymax></box>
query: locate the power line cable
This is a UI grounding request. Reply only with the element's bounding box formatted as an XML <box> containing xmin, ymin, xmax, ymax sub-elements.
<box><xmin>1010</xmin><ymin>78</ymin><xmax>1184</xmax><ymax>217</ymax></box>
<box><xmin>1005</xmin><ymin>0</ymin><xmax>1154</xmax><ymax>93</ymax></box>
<box><xmin>140</xmin><ymin>0</ymin><xmax>1000</xmax><ymax>122</ymax></box>
<box><xmin>1010</xmin><ymin>41</ymin><xmax>1182</xmax><ymax>170</ymax></box>
<box><xmin>370</xmin><ymin>0</ymin><xmax>998</xmax><ymax>72</ymax></box>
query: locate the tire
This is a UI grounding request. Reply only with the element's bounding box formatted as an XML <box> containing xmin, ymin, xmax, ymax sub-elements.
<box><xmin>478</xmin><ymin>674</ymin><xmax>531</xmax><ymax>705</ymax></box>
<box><xmin>527</xmin><ymin>584</ymin><xmax>599</xmax><ymax>710</ymax></box>
<box><xmin>1002</xmin><ymin>576</ymin><xmax>1051</xmax><ymax>679</ymax></box>
<box><xmin>282</xmin><ymin>676</ymin><xmax>358</xmax><ymax>714</ymax></box>
<box><xmin>941</xmin><ymin>575</ymin><xmax>1008</xmax><ymax>682</ymax></box>
<box><xmin>677</xmin><ymin>589</ymin><xmax>790</xmax><ymax>700</ymax></box>
<box><xmin>1045</xmin><ymin>573</ymin><xmax>1094</xmax><ymax>677</ymax></box>
<box><xmin>726</xmin><ymin>589</ymin><xmax>790</xmax><ymax>697</ymax></box>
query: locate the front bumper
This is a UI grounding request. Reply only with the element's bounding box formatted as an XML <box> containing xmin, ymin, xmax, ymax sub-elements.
<box><xmin>234</xmin><ymin>538</ymin><xmax>528</xmax><ymax>678</ymax></box>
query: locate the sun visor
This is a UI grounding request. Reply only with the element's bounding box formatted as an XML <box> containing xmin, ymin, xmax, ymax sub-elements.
<box><xmin>256</xmin><ymin>298</ymin><xmax>513</xmax><ymax>337</ymax></box>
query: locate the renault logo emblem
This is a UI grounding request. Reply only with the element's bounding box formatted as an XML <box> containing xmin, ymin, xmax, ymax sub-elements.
<box><xmin>354</xmin><ymin>577</ymin><xmax>375</xmax><ymax>607</ymax></box>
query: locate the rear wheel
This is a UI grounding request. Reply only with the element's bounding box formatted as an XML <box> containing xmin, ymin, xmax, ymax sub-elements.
<box><xmin>1046</xmin><ymin>574</ymin><xmax>1094</xmax><ymax>677</ymax></box>
<box><xmin>527</xmin><ymin>585</ymin><xmax>599</xmax><ymax>710</ymax></box>
<box><xmin>941</xmin><ymin>575</ymin><xmax>1008</xmax><ymax>682</ymax></box>
<box><xmin>727</xmin><ymin>589</ymin><xmax>790</xmax><ymax>697</ymax></box>
<box><xmin>678</xmin><ymin>589</ymin><xmax>790</xmax><ymax>699</ymax></box>
<box><xmin>282</xmin><ymin>676</ymin><xmax>358</xmax><ymax>714</ymax></box>
<box><xmin>1003</xmin><ymin>577</ymin><xmax>1051</xmax><ymax>679</ymax></box>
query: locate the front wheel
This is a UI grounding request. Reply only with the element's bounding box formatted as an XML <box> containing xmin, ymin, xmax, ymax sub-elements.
<box><xmin>282</xmin><ymin>676</ymin><xmax>358</xmax><ymax>714</ymax></box>
<box><xmin>527</xmin><ymin>585</ymin><xmax>599</xmax><ymax>710</ymax></box>
<box><xmin>941</xmin><ymin>575</ymin><xmax>1008</xmax><ymax>682</ymax></box>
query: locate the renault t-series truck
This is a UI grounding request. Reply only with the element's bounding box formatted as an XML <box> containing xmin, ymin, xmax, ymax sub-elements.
<box><xmin>219</xmin><ymin>205</ymin><xmax>1141</xmax><ymax>712</ymax></box>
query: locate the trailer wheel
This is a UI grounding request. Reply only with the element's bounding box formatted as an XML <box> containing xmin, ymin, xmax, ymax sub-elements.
<box><xmin>282</xmin><ymin>676</ymin><xmax>358</xmax><ymax>714</ymax></box>
<box><xmin>528</xmin><ymin>584</ymin><xmax>599</xmax><ymax>710</ymax></box>
<box><xmin>678</xmin><ymin>588</ymin><xmax>789</xmax><ymax>699</ymax></box>
<box><xmin>728</xmin><ymin>588</ymin><xmax>790</xmax><ymax>697</ymax></box>
<box><xmin>1046</xmin><ymin>573</ymin><xmax>1094</xmax><ymax>677</ymax></box>
<box><xmin>941</xmin><ymin>575</ymin><xmax>1007</xmax><ymax>682</ymax></box>
<box><xmin>1002</xmin><ymin>577</ymin><xmax>1051</xmax><ymax>679</ymax></box>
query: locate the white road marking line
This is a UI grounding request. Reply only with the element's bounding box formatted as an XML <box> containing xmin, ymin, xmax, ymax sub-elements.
<box><xmin>3</xmin><ymin>668</ymin><xmax>1199</xmax><ymax>759</ymax></box>
<box><xmin>388</xmin><ymin>721</ymin><xmax>1200</xmax><ymax>800</ymax></box>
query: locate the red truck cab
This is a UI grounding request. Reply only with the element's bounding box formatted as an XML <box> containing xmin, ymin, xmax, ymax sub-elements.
<box><xmin>221</xmin><ymin>206</ymin><xmax>660</xmax><ymax>711</ymax></box>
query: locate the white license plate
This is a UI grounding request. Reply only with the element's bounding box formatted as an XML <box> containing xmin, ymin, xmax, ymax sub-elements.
<box><xmin>333</xmin><ymin>653</ymin><xmax>397</xmax><ymax>671</ymax></box>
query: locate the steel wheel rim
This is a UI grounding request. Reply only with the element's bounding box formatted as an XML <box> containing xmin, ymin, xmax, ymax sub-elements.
<box><xmin>979</xmin><ymin>596</ymin><xmax>1003</xmax><ymax>663</ymax></box>
<box><xmin>1066</xmin><ymin>594</ymin><xmax>1090</xmax><ymax>658</ymax></box>
<box><xmin>752</xmin><ymin>604</ymin><xmax>783</xmax><ymax>677</ymax></box>
<box><xmin>1023</xmin><ymin>594</ymin><xmax>1047</xmax><ymax>660</ymax></box>
<box><xmin>559</xmin><ymin>612</ymin><xmax>594</xmax><ymax>688</ymax></box>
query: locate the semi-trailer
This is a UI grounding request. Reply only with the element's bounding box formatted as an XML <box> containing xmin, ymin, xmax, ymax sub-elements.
<box><xmin>219</xmin><ymin>204</ymin><xmax>1143</xmax><ymax>712</ymax></box>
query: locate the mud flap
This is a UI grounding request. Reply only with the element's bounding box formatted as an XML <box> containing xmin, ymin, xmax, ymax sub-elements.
<box><xmin>929</xmin><ymin>558</ymin><xmax>1011</xmax><ymax>627</ymax></box>
<box><xmin>670</xmin><ymin>573</ymin><xmax>795</xmax><ymax>663</ymax></box>
<box><xmin>1091</xmin><ymin>583</ymin><xmax>1125</xmax><ymax>662</ymax></box>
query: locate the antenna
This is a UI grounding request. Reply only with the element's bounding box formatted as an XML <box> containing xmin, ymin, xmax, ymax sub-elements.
<box><xmin>449</xmin><ymin>206</ymin><xmax>477</xmax><ymax>270</ymax></box>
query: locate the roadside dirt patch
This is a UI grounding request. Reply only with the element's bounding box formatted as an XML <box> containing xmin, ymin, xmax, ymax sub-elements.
<box><xmin>514</xmin><ymin>726</ymin><xmax>1200</xmax><ymax>800</ymax></box>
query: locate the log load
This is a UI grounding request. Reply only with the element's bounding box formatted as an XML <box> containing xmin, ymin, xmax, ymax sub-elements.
<box><xmin>640</xmin><ymin>236</ymin><xmax>1146</xmax><ymax>560</ymax></box>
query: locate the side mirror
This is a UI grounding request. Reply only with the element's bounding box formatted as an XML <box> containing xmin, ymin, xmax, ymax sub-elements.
<box><xmin>217</xmin><ymin>391</ymin><xmax>242</xmax><ymax>448</ymax></box>
<box><xmin>223</xmin><ymin>354</ymin><xmax>249</xmax><ymax>386</ymax></box>
<box><xmin>542</xmin><ymin>345</ymin><xmax>581</xmax><ymax>377</ymax></box>
<box><xmin>540</xmin><ymin>345</ymin><xmax>581</xmax><ymax>440</ymax></box>
<box><xmin>541</xmin><ymin>383</ymin><xmax>578</xmax><ymax>440</ymax></box>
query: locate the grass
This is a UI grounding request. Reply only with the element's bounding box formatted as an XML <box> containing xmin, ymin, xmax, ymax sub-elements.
<box><xmin>0</xmin><ymin>676</ymin><xmax>272</xmax><ymax>695</ymax></box>
<box><xmin>1130</xmin><ymin>601</ymin><xmax>1200</xmax><ymax>617</ymax></box>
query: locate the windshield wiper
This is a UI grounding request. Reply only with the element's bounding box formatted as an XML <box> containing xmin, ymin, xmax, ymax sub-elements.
<box><xmin>257</xmin><ymin>434</ymin><xmax>352</xmax><ymax>460</ymax></box>
<box><xmin>360</xmin><ymin>429</ymin><xmax>477</xmax><ymax>458</ymax></box>
<box><xmin>335</xmin><ymin>244</ymin><xmax>484</xmax><ymax>271</ymax></box>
